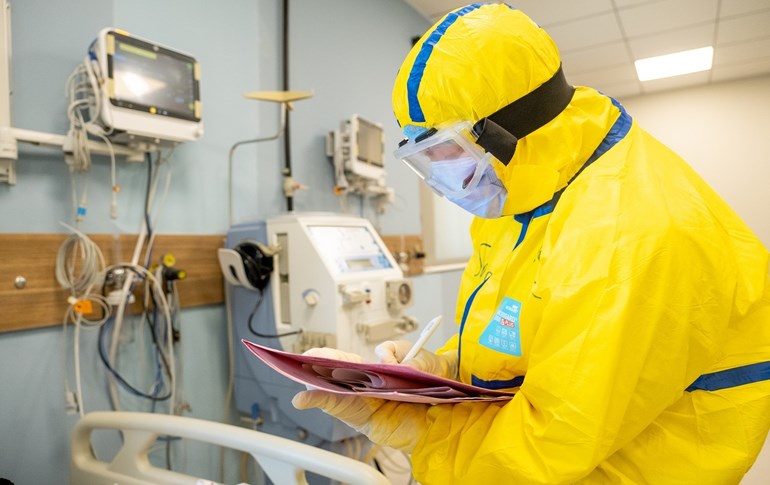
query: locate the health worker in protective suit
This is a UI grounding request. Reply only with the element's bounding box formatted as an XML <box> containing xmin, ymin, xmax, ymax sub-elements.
<box><xmin>293</xmin><ymin>3</ymin><xmax>770</xmax><ymax>483</ymax></box>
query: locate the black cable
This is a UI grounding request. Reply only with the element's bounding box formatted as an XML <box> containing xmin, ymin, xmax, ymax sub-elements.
<box><xmin>100</xmin><ymin>266</ymin><xmax>172</xmax><ymax>401</ymax></box>
<box><xmin>143</xmin><ymin>152</ymin><xmax>155</xmax><ymax>266</ymax></box>
<box><xmin>97</xmin><ymin>318</ymin><xmax>172</xmax><ymax>401</ymax></box>
<box><xmin>144</xmin><ymin>299</ymin><xmax>172</xmax><ymax>383</ymax></box>
<box><xmin>247</xmin><ymin>289</ymin><xmax>303</xmax><ymax>338</ymax></box>
<box><xmin>282</xmin><ymin>0</ymin><xmax>293</xmax><ymax>212</ymax></box>
<box><xmin>144</xmin><ymin>152</ymin><xmax>153</xmax><ymax>224</ymax></box>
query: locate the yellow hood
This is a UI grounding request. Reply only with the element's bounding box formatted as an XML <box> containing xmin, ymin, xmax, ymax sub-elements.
<box><xmin>392</xmin><ymin>3</ymin><xmax>620</xmax><ymax>214</ymax></box>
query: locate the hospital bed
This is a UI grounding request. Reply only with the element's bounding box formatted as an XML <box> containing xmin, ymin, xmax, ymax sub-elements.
<box><xmin>71</xmin><ymin>411</ymin><xmax>392</xmax><ymax>485</ymax></box>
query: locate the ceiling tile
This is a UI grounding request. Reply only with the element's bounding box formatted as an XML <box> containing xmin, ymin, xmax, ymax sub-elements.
<box><xmin>717</xmin><ymin>10</ymin><xmax>770</xmax><ymax>45</ymax></box>
<box><xmin>627</xmin><ymin>23</ymin><xmax>715</xmax><ymax>59</ymax></box>
<box><xmin>613</xmin><ymin>0</ymin><xmax>666</xmax><ymax>7</ymax></box>
<box><xmin>601</xmin><ymin>80</ymin><xmax>644</xmax><ymax>99</ymax></box>
<box><xmin>640</xmin><ymin>70</ymin><xmax>712</xmax><ymax>94</ymax></box>
<box><xmin>711</xmin><ymin>59</ymin><xmax>770</xmax><ymax>82</ymax></box>
<box><xmin>561</xmin><ymin>42</ymin><xmax>632</xmax><ymax>74</ymax></box>
<box><xmin>719</xmin><ymin>0</ymin><xmax>770</xmax><ymax>17</ymax></box>
<box><xmin>569</xmin><ymin>63</ymin><xmax>638</xmax><ymax>87</ymax></box>
<box><xmin>402</xmin><ymin>0</ymin><xmax>467</xmax><ymax>23</ymax></box>
<box><xmin>503</xmin><ymin>0</ymin><xmax>614</xmax><ymax>27</ymax></box>
<box><xmin>547</xmin><ymin>12</ymin><xmax>624</xmax><ymax>52</ymax></box>
<box><xmin>714</xmin><ymin>37</ymin><xmax>770</xmax><ymax>66</ymax></box>
<box><xmin>619</xmin><ymin>0</ymin><xmax>719</xmax><ymax>38</ymax></box>
<box><xmin>420</xmin><ymin>0</ymin><xmax>466</xmax><ymax>18</ymax></box>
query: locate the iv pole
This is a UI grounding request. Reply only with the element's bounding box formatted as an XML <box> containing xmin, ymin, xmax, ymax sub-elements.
<box><xmin>226</xmin><ymin>90</ymin><xmax>313</xmax><ymax>226</ymax></box>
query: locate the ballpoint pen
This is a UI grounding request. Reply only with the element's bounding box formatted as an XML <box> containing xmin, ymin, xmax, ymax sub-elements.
<box><xmin>401</xmin><ymin>315</ymin><xmax>443</xmax><ymax>363</ymax></box>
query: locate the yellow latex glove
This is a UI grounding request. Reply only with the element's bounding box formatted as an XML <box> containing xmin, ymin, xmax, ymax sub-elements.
<box><xmin>302</xmin><ymin>347</ymin><xmax>364</xmax><ymax>363</ymax></box>
<box><xmin>375</xmin><ymin>340</ymin><xmax>458</xmax><ymax>380</ymax></box>
<box><xmin>292</xmin><ymin>391</ymin><xmax>429</xmax><ymax>453</ymax></box>
<box><xmin>294</xmin><ymin>345</ymin><xmax>433</xmax><ymax>452</ymax></box>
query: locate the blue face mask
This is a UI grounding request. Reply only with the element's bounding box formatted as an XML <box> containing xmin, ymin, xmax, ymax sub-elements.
<box><xmin>426</xmin><ymin>157</ymin><xmax>478</xmax><ymax>194</ymax></box>
<box><xmin>426</xmin><ymin>156</ymin><xmax>508</xmax><ymax>219</ymax></box>
<box><xmin>445</xmin><ymin>164</ymin><xmax>507</xmax><ymax>218</ymax></box>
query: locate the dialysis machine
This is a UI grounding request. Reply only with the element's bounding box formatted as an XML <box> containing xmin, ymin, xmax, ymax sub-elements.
<box><xmin>219</xmin><ymin>212</ymin><xmax>417</xmax><ymax>448</ymax></box>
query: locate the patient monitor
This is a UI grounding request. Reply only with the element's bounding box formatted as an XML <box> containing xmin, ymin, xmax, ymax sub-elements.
<box><xmin>221</xmin><ymin>213</ymin><xmax>417</xmax><ymax>447</ymax></box>
<box><xmin>91</xmin><ymin>28</ymin><xmax>203</xmax><ymax>144</ymax></box>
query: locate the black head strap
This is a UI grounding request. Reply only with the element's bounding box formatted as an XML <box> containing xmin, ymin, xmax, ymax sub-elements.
<box><xmin>473</xmin><ymin>65</ymin><xmax>575</xmax><ymax>165</ymax></box>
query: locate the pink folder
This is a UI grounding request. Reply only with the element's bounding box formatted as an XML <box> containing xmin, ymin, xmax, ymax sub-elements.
<box><xmin>242</xmin><ymin>340</ymin><xmax>516</xmax><ymax>404</ymax></box>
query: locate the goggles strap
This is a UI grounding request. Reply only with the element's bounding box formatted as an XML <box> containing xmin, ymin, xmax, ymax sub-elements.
<box><xmin>474</xmin><ymin>65</ymin><xmax>575</xmax><ymax>165</ymax></box>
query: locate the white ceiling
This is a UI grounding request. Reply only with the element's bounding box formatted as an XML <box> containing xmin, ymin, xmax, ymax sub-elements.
<box><xmin>401</xmin><ymin>0</ymin><xmax>770</xmax><ymax>99</ymax></box>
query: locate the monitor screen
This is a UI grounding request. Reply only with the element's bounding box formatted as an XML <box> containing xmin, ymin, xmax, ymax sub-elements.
<box><xmin>108</xmin><ymin>31</ymin><xmax>200</xmax><ymax>122</ymax></box>
<box><xmin>307</xmin><ymin>225</ymin><xmax>393</xmax><ymax>274</ymax></box>
<box><xmin>356</xmin><ymin>117</ymin><xmax>384</xmax><ymax>168</ymax></box>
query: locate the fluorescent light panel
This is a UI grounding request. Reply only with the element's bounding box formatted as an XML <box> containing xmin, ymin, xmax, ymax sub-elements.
<box><xmin>634</xmin><ymin>46</ymin><xmax>714</xmax><ymax>82</ymax></box>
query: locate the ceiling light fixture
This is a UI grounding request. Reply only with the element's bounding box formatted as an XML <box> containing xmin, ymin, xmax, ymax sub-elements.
<box><xmin>634</xmin><ymin>46</ymin><xmax>714</xmax><ymax>82</ymax></box>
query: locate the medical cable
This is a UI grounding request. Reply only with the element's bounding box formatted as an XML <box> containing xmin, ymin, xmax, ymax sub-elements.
<box><xmin>103</xmin><ymin>264</ymin><xmax>175</xmax><ymax>391</ymax></box>
<box><xmin>63</xmin><ymin>78</ymin><xmax>90</xmax><ymax>226</ymax></box>
<box><xmin>107</xmin><ymin>153</ymin><xmax>168</xmax><ymax>411</ymax></box>
<box><xmin>145</xmin><ymin>149</ymin><xmax>175</xmax><ymax>259</ymax></box>
<box><xmin>220</xmin><ymin>281</ymin><xmax>237</xmax><ymax>483</ymax></box>
<box><xmin>56</xmin><ymin>224</ymin><xmax>108</xmax><ymax>417</ymax></box>
<box><xmin>167</xmin><ymin>279</ymin><xmax>187</xmax><ymax>417</ymax></box>
<box><xmin>60</xmin><ymin>294</ymin><xmax>110</xmax><ymax>417</ymax></box>
<box><xmin>106</xmin><ymin>263</ymin><xmax>175</xmax><ymax>412</ymax></box>
<box><xmin>65</xmin><ymin>62</ymin><xmax>94</xmax><ymax>173</ymax></box>
<box><xmin>65</xmin><ymin>54</ymin><xmax>118</xmax><ymax>223</ymax></box>
<box><xmin>97</xmin><ymin>317</ymin><xmax>172</xmax><ymax>401</ymax></box>
<box><xmin>147</xmin><ymin>264</ymin><xmax>186</xmax><ymax>413</ymax></box>
<box><xmin>107</xmin><ymin>221</ymin><xmax>149</xmax><ymax>409</ymax></box>
<box><xmin>87</xmin><ymin>129</ymin><xmax>119</xmax><ymax>219</ymax></box>
<box><xmin>247</xmin><ymin>289</ymin><xmax>303</xmax><ymax>338</ymax></box>
<box><xmin>143</xmin><ymin>152</ymin><xmax>156</xmax><ymax>266</ymax></box>
<box><xmin>55</xmin><ymin>223</ymin><xmax>106</xmax><ymax>295</ymax></box>
<box><xmin>144</xmin><ymin>280</ymin><xmax>173</xmax><ymax>396</ymax></box>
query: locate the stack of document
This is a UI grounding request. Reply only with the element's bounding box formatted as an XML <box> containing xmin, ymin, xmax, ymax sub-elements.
<box><xmin>242</xmin><ymin>340</ymin><xmax>516</xmax><ymax>404</ymax></box>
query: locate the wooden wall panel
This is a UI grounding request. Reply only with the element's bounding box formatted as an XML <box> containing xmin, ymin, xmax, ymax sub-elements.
<box><xmin>380</xmin><ymin>234</ymin><xmax>425</xmax><ymax>276</ymax></box>
<box><xmin>0</xmin><ymin>233</ymin><xmax>225</xmax><ymax>333</ymax></box>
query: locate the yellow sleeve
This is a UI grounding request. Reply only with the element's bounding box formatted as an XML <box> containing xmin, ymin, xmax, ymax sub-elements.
<box><xmin>410</xmin><ymin>216</ymin><xmax>737</xmax><ymax>483</ymax></box>
<box><xmin>436</xmin><ymin>333</ymin><xmax>459</xmax><ymax>356</ymax></box>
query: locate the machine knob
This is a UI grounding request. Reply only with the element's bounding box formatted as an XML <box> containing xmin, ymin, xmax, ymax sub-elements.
<box><xmin>302</xmin><ymin>289</ymin><xmax>320</xmax><ymax>306</ymax></box>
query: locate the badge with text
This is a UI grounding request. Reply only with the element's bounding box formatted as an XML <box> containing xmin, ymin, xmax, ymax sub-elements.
<box><xmin>479</xmin><ymin>297</ymin><xmax>522</xmax><ymax>356</ymax></box>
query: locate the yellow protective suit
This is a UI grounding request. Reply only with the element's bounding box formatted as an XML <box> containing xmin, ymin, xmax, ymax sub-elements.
<box><xmin>391</xmin><ymin>4</ymin><xmax>770</xmax><ymax>484</ymax></box>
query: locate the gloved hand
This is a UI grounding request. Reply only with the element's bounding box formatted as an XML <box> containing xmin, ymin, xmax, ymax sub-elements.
<box><xmin>302</xmin><ymin>347</ymin><xmax>363</xmax><ymax>363</ymax></box>
<box><xmin>375</xmin><ymin>340</ymin><xmax>458</xmax><ymax>380</ymax></box>
<box><xmin>292</xmin><ymin>390</ymin><xmax>429</xmax><ymax>453</ymax></box>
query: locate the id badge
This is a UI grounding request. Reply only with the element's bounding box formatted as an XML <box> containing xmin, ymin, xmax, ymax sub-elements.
<box><xmin>479</xmin><ymin>296</ymin><xmax>522</xmax><ymax>356</ymax></box>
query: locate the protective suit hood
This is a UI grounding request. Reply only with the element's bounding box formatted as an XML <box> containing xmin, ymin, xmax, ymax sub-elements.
<box><xmin>392</xmin><ymin>3</ymin><xmax>620</xmax><ymax>214</ymax></box>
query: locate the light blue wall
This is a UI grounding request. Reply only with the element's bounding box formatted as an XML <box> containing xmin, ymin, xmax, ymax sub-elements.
<box><xmin>0</xmin><ymin>1</ymin><xmax>461</xmax><ymax>483</ymax></box>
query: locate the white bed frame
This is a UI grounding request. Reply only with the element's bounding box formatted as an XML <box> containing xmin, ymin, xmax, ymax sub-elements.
<box><xmin>71</xmin><ymin>411</ymin><xmax>392</xmax><ymax>485</ymax></box>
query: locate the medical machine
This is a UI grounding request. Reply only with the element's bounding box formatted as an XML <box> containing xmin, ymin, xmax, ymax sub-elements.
<box><xmin>219</xmin><ymin>213</ymin><xmax>417</xmax><ymax>448</ymax></box>
<box><xmin>90</xmin><ymin>28</ymin><xmax>203</xmax><ymax>144</ymax></box>
<box><xmin>327</xmin><ymin>115</ymin><xmax>394</xmax><ymax>207</ymax></box>
<box><xmin>328</xmin><ymin>115</ymin><xmax>385</xmax><ymax>183</ymax></box>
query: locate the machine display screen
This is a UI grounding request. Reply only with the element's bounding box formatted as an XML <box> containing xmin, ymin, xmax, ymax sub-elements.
<box><xmin>109</xmin><ymin>31</ymin><xmax>200</xmax><ymax>121</ymax></box>
<box><xmin>307</xmin><ymin>225</ymin><xmax>392</xmax><ymax>274</ymax></box>
<box><xmin>356</xmin><ymin>117</ymin><xmax>384</xmax><ymax>168</ymax></box>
